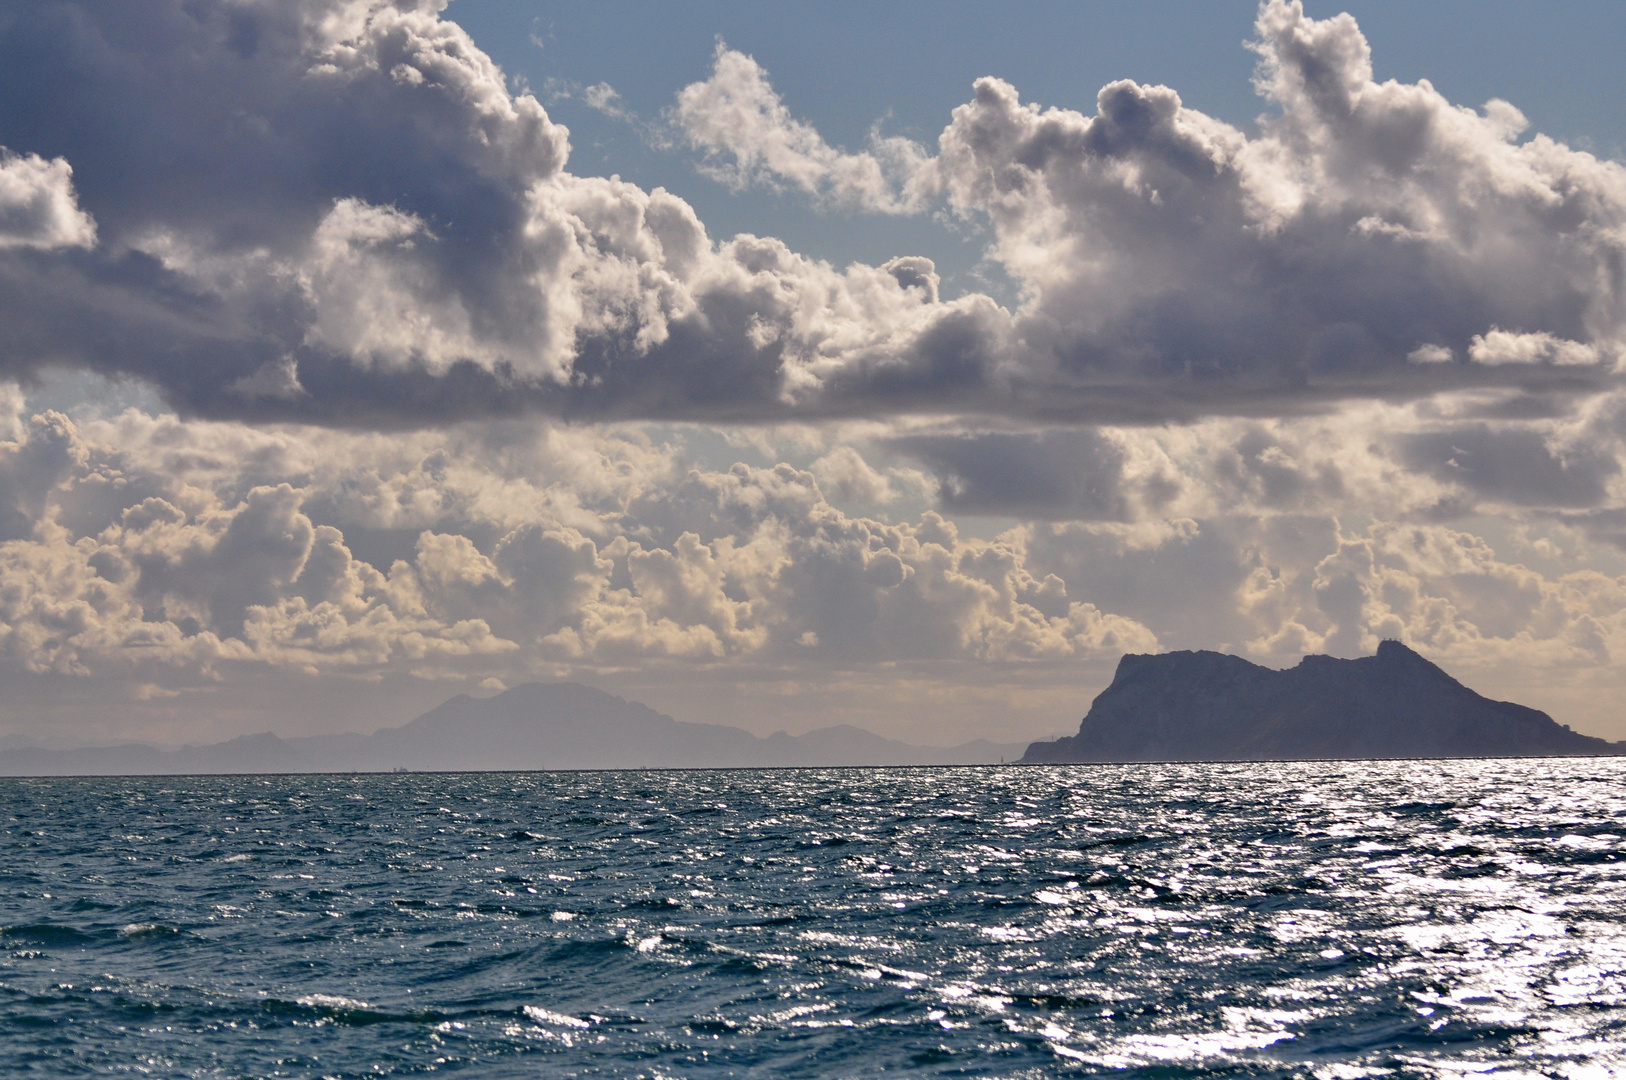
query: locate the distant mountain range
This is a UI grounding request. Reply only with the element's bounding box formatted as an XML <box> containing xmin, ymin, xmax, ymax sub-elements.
<box><xmin>9</xmin><ymin>643</ymin><xmax>1607</xmax><ymax>776</ymax></box>
<box><xmin>0</xmin><ymin>682</ymin><xmax>1029</xmax><ymax>776</ymax></box>
<box><xmin>1023</xmin><ymin>640</ymin><xmax>1620</xmax><ymax>763</ymax></box>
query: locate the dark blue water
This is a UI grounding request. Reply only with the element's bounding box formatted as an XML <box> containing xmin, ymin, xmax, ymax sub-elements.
<box><xmin>3</xmin><ymin>760</ymin><xmax>1624</xmax><ymax>1077</ymax></box>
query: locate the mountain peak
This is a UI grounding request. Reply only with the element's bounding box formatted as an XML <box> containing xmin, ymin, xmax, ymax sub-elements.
<box><xmin>1374</xmin><ymin>638</ymin><xmax>1416</xmax><ymax>661</ymax></box>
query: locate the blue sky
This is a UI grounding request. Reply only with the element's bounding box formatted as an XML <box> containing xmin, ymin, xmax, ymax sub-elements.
<box><xmin>0</xmin><ymin>0</ymin><xmax>1624</xmax><ymax>748</ymax></box>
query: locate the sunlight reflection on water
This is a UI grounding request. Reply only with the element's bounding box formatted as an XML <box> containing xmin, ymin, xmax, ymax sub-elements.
<box><xmin>1</xmin><ymin>758</ymin><xmax>1623</xmax><ymax>1077</ymax></box>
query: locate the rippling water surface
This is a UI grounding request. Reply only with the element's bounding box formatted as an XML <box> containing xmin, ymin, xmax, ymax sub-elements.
<box><xmin>4</xmin><ymin>760</ymin><xmax>1626</xmax><ymax>1077</ymax></box>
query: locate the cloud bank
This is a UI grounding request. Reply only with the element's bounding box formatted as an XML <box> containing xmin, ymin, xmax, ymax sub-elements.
<box><xmin>0</xmin><ymin>390</ymin><xmax>1622</xmax><ymax>736</ymax></box>
<box><xmin>0</xmin><ymin>0</ymin><xmax>1620</xmax><ymax>428</ymax></box>
<box><xmin>0</xmin><ymin>403</ymin><xmax>1155</xmax><ymax>686</ymax></box>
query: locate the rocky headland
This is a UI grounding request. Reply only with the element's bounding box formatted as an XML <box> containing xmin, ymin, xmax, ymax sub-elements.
<box><xmin>1022</xmin><ymin>640</ymin><xmax>1619</xmax><ymax>763</ymax></box>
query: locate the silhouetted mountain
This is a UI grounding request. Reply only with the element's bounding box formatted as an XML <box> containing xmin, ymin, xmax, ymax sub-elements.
<box><xmin>1023</xmin><ymin>640</ymin><xmax>1619</xmax><ymax>763</ymax></box>
<box><xmin>0</xmin><ymin>682</ymin><xmax>1027</xmax><ymax>775</ymax></box>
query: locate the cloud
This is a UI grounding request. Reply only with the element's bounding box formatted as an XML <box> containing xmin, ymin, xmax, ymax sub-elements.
<box><xmin>0</xmin><ymin>0</ymin><xmax>1617</xmax><ymax>429</ymax></box>
<box><xmin>1291</xmin><ymin>521</ymin><xmax>1622</xmax><ymax>671</ymax></box>
<box><xmin>924</xmin><ymin>0</ymin><xmax>1625</xmax><ymax>414</ymax></box>
<box><xmin>886</xmin><ymin>411</ymin><xmax>1626</xmax><ymax>560</ymax></box>
<box><xmin>672</xmin><ymin>43</ymin><xmax>935</xmax><ymax>214</ymax></box>
<box><xmin>1468</xmin><ymin>329</ymin><xmax>1601</xmax><ymax>367</ymax></box>
<box><xmin>810</xmin><ymin>445</ymin><xmax>898</xmax><ymax>504</ymax></box>
<box><xmin>881</xmin><ymin>400</ymin><xmax>1549</xmax><ymax>524</ymax></box>
<box><xmin>1017</xmin><ymin>509</ymin><xmax>1626</xmax><ymax>686</ymax></box>
<box><xmin>582</xmin><ymin>82</ymin><xmax>629</xmax><ymax>121</ymax></box>
<box><xmin>890</xmin><ymin>429</ymin><xmax>1168</xmax><ymax>521</ymax></box>
<box><xmin>0</xmin><ymin>147</ymin><xmax>95</xmax><ymax>249</ymax></box>
<box><xmin>0</xmin><ymin>398</ymin><xmax>1159</xmax><ymax>685</ymax></box>
<box><xmin>1398</xmin><ymin>424</ymin><xmax>1618</xmax><ymax>508</ymax></box>
<box><xmin>229</xmin><ymin>357</ymin><xmax>306</xmax><ymax>402</ymax></box>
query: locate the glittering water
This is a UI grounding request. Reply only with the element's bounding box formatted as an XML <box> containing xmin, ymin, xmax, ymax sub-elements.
<box><xmin>3</xmin><ymin>761</ymin><xmax>1625</xmax><ymax>1078</ymax></box>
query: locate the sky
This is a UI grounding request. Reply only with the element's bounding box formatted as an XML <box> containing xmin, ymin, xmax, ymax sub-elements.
<box><xmin>1</xmin><ymin>0</ymin><xmax>1625</xmax><ymax>748</ymax></box>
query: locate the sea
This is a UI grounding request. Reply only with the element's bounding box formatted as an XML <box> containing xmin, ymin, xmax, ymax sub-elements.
<box><xmin>3</xmin><ymin>759</ymin><xmax>1624</xmax><ymax>1078</ymax></box>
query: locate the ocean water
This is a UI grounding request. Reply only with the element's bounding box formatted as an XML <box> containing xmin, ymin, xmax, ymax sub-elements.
<box><xmin>2</xmin><ymin>761</ymin><xmax>1624</xmax><ymax>1078</ymax></box>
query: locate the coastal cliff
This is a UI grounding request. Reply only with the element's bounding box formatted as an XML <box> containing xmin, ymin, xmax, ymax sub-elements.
<box><xmin>1023</xmin><ymin>640</ymin><xmax>1617</xmax><ymax>763</ymax></box>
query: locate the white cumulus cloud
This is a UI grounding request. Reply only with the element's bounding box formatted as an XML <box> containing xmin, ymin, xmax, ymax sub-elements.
<box><xmin>673</xmin><ymin>43</ymin><xmax>936</xmax><ymax>214</ymax></box>
<box><xmin>0</xmin><ymin>148</ymin><xmax>95</xmax><ymax>249</ymax></box>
